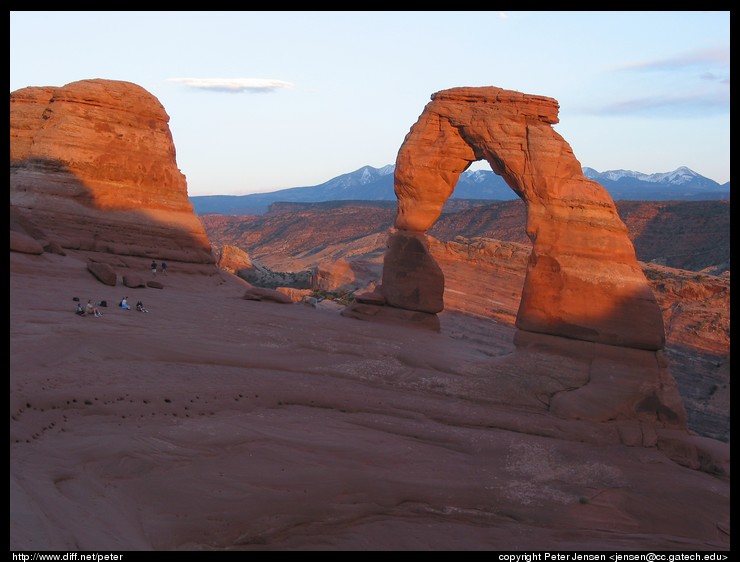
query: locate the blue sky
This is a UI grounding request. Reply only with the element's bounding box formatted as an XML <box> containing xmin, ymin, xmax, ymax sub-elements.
<box><xmin>10</xmin><ymin>11</ymin><xmax>730</xmax><ymax>196</ymax></box>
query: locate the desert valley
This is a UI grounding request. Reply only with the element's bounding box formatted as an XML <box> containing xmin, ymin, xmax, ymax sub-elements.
<box><xmin>10</xmin><ymin>79</ymin><xmax>729</xmax><ymax>552</ymax></box>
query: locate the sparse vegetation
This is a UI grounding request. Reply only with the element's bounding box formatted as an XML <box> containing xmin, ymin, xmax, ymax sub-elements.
<box><xmin>310</xmin><ymin>288</ymin><xmax>355</xmax><ymax>306</ymax></box>
<box><xmin>644</xmin><ymin>268</ymin><xmax>667</xmax><ymax>281</ymax></box>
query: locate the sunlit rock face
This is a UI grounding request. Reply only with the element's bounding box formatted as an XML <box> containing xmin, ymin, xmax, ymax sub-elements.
<box><xmin>10</xmin><ymin>79</ymin><xmax>214</xmax><ymax>264</ymax></box>
<box><xmin>386</xmin><ymin>86</ymin><xmax>664</xmax><ymax>350</ymax></box>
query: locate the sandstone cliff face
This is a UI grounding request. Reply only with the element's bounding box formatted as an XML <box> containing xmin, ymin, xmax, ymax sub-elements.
<box><xmin>387</xmin><ymin>87</ymin><xmax>664</xmax><ymax>350</ymax></box>
<box><xmin>10</xmin><ymin>79</ymin><xmax>214</xmax><ymax>264</ymax></box>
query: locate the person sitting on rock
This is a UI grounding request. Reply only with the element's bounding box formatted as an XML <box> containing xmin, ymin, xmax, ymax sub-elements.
<box><xmin>85</xmin><ymin>299</ymin><xmax>95</xmax><ymax>316</ymax></box>
<box><xmin>136</xmin><ymin>300</ymin><xmax>149</xmax><ymax>313</ymax></box>
<box><xmin>75</xmin><ymin>303</ymin><xmax>86</xmax><ymax>316</ymax></box>
<box><xmin>120</xmin><ymin>296</ymin><xmax>131</xmax><ymax>310</ymax></box>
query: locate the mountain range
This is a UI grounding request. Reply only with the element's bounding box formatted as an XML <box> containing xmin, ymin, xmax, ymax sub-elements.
<box><xmin>190</xmin><ymin>165</ymin><xmax>730</xmax><ymax>216</ymax></box>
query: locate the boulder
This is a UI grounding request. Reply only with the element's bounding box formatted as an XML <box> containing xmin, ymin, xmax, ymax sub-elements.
<box><xmin>42</xmin><ymin>240</ymin><xmax>66</xmax><ymax>256</ymax></box>
<box><xmin>123</xmin><ymin>275</ymin><xmax>146</xmax><ymax>288</ymax></box>
<box><xmin>87</xmin><ymin>262</ymin><xmax>117</xmax><ymax>286</ymax></box>
<box><xmin>10</xmin><ymin>230</ymin><xmax>44</xmax><ymax>255</ymax></box>
<box><xmin>275</xmin><ymin>287</ymin><xmax>313</xmax><ymax>303</ymax></box>
<box><xmin>243</xmin><ymin>285</ymin><xmax>293</xmax><ymax>304</ymax></box>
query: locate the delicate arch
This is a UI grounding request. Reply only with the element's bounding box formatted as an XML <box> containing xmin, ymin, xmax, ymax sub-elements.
<box><xmin>382</xmin><ymin>87</ymin><xmax>664</xmax><ymax>350</ymax></box>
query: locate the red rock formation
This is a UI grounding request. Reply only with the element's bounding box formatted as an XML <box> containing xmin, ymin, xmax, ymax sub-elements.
<box><xmin>86</xmin><ymin>262</ymin><xmax>117</xmax><ymax>286</ymax></box>
<box><xmin>275</xmin><ymin>287</ymin><xmax>314</xmax><ymax>303</ymax></box>
<box><xmin>242</xmin><ymin>284</ymin><xmax>293</xmax><ymax>304</ymax></box>
<box><xmin>381</xmin><ymin>230</ymin><xmax>444</xmax><ymax>313</ymax></box>
<box><xmin>312</xmin><ymin>258</ymin><xmax>380</xmax><ymax>294</ymax></box>
<box><xmin>9</xmin><ymin>230</ymin><xmax>44</xmax><ymax>255</ymax></box>
<box><xmin>511</xmin><ymin>329</ymin><xmax>687</xmax><ymax>434</ymax></box>
<box><xmin>10</xmin><ymin>79</ymin><xmax>213</xmax><ymax>264</ymax></box>
<box><xmin>341</xmin><ymin>299</ymin><xmax>441</xmax><ymax>331</ymax></box>
<box><xmin>386</xmin><ymin>86</ymin><xmax>664</xmax><ymax>350</ymax></box>
<box><xmin>216</xmin><ymin>244</ymin><xmax>254</xmax><ymax>274</ymax></box>
<box><xmin>122</xmin><ymin>274</ymin><xmax>146</xmax><ymax>289</ymax></box>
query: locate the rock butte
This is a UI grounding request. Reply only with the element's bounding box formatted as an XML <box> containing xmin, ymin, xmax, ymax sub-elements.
<box><xmin>10</xmin><ymin>79</ymin><xmax>214</xmax><ymax>265</ymax></box>
<box><xmin>377</xmin><ymin>86</ymin><xmax>665</xmax><ymax>352</ymax></box>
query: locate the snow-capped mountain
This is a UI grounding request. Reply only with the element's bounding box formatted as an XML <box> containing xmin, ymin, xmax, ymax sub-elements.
<box><xmin>582</xmin><ymin>166</ymin><xmax>727</xmax><ymax>199</ymax></box>
<box><xmin>191</xmin><ymin>165</ymin><xmax>729</xmax><ymax>216</ymax></box>
<box><xmin>317</xmin><ymin>165</ymin><xmax>395</xmax><ymax>192</ymax></box>
<box><xmin>583</xmin><ymin>166</ymin><xmax>716</xmax><ymax>186</ymax></box>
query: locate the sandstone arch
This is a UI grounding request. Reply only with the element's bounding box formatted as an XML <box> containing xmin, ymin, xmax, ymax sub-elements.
<box><xmin>382</xmin><ymin>87</ymin><xmax>665</xmax><ymax>350</ymax></box>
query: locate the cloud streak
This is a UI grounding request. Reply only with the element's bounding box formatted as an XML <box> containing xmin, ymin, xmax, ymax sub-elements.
<box><xmin>614</xmin><ymin>46</ymin><xmax>729</xmax><ymax>72</ymax></box>
<box><xmin>584</xmin><ymin>91</ymin><xmax>729</xmax><ymax>118</ymax></box>
<box><xmin>593</xmin><ymin>45</ymin><xmax>731</xmax><ymax>117</ymax></box>
<box><xmin>168</xmin><ymin>77</ymin><xmax>295</xmax><ymax>93</ymax></box>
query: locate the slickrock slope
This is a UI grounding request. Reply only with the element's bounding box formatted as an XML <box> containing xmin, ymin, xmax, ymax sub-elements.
<box><xmin>9</xmin><ymin>249</ymin><xmax>730</xmax><ymax>551</ymax></box>
<box><xmin>10</xmin><ymin>79</ymin><xmax>214</xmax><ymax>264</ymax></box>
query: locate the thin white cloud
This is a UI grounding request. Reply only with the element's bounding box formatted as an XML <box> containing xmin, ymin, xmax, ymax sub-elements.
<box><xmin>614</xmin><ymin>46</ymin><xmax>729</xmax><ymax>72</ymax></box>
<box><xmin>497</xmin><ymin>12</ymin><xmax>509</xmax><ymax>20</ymax></box>
<box><xmin>168</xmin><ymin>77</ymin><xmax>295</xmax><ymax>93</ymax></box>
<box><xmin>584</xmin><ymin>91</ymin><xmax>729</xmax><ymax>118</ymax></box>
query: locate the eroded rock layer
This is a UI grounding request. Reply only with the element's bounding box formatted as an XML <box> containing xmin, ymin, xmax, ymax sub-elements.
<box><xmin>10</xmin><ymin>79</ymin><xmax>213</xmax><ymax>263</ymax></box>
<box><xmin>388</xmin><ymin>87</ymin><xmax>664</xmax><ymax>350</ymax></box>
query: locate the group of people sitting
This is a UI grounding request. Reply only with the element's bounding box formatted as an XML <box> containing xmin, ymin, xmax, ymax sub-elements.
<box><xmin>119</xmin><ymin>297</ymin><xmax>149</xmax><ymax>312</ymax></box>
<box><xmin>75</xmin><ymin>297</ymin><xmax>149</xmax><ymax>316</ymax></box>
<box><xmin>75</xmin><ymin>299</ymin><xmax>103</xmax><ymax>317</ymax></box>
